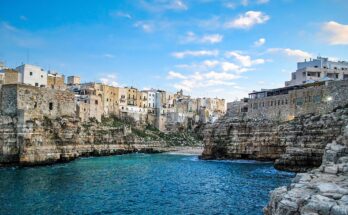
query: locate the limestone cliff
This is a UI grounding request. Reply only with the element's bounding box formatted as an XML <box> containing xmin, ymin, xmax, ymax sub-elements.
<box><xmin>264</xmin><ymin>126</ymin><xmax>348</xmax><ymax>215</ymax></box>
<box><xmin>201</xmin><ymin>105</ymin><xmax>348</xmax><ymax>172</ymax></box>
<box><xmin>0</xmin><ymin>116</ymin><xmax>202</xmax><ymax>166</ymax></box>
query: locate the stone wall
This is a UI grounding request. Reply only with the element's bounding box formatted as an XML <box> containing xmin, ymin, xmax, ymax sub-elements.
<box><xmin>264</xmin><ymin>126</ymin><xmax>348</xmax><ymax>215</ymax></box>
<box><xmin>1</xmin><ymin>84</ymin><xmax>76</xmax><ymax>121</ymax></box>
<box><xmin>231</xmin><ymin>80</ymin><xmax>348</xmax><ymax>122</ymax></box>
<box><xmin>201</xmin><ymin>104</ymin><xmax>348</xmax><ymax>172</ymax></box>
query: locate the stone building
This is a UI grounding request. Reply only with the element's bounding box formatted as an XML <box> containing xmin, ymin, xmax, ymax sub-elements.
<box><xmin>47</xmin><ymin>72</ymin><xmax>65</xmax><ymax>90</ymax></box>
<box><xmin>137</xmin><ymin>91</ymin><xmax>148</xmax><ymax>109</ymax></box>
<box><xmin>0</xmin><ymin>84</ymin><xmax>76</xmax><ymax>121</ymax></box>
<box><xmin>126</xmin><ymin>87</ymin><xmax>138</xmax><ymax>106</ymax></box>
<box><xmin>286</xmin><ymin>57</ymin><xmax>348</xmax><ymax>86</ymax></box>
<box><xmin>0</xmin><ymin>69</ymin><xmax>20</xmax><ymax>85</ymax></box>
<box><xmin>67</xmin><ymin>76</ymin><xmax>80</xmax><ymax>86</ymax></box>
<box><xmin>15</xmin><ymin>64</ymin><xmax>47</xmax><ymax>87</ymax></box>
<box><xmin>117</xmin><ymin>87</ymin><xmax>128</xmax><ymax>113</ymax></box>
<box><xmin>76</xmin><ymin>94</ymin><xmax>103</xmax><ymax>122</ymax></box>
<box><xmin>231</xmin><ymin>80</ymin><xmax>348</xmax><ymax>121</ymax></box>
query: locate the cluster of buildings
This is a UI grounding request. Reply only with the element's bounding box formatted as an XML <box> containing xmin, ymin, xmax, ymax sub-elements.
<box><xmin>228</xmin><ymin>57</ymin><xmax>348</xmax><ymax>121</ymax></box>
<box><xmin>0</xmin><ymin>63</ymin><xmax>226</xmax><ymax>131</ymax></box>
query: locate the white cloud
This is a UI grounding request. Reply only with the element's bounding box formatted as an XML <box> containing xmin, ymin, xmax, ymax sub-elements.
<box><xmin>254</xmin><ymin>37</ymin><xmax>266</xmax><ymax>46</ymax></box>
<box><xmin>225</xmin><ymin>11</ymin><xmax>270</xmax><ymax>29</ymax></box>
<box><xmin>221</xmin><ymin>62</ymin><xmax>240</xmax><ymax>72</ymax></box>
<box><xmin>169</xmin><ymin>69</ymin><xmax>241</xmax><ymax>92</ymax></box>
<box><xmin>256</xmin><ymin>0</ymin><xmax>269</xmax><ymax>4</ymax></box>
<box><xmin>224</xmin><ymin>0</ymin><xmax>269</xmax><ymax>9</ymax></box>
<box><xmin>203</xmin><ymin>60</ymin><xmax>220</xmax><ymax>67</ymax></box>
<box><xmin>1</xmin><ymin>22</ymin><xmax>17</xmax><ymax>31</ymax></box>
<box><xmin>134</xmin><ymin>21</ymin><xmax>154</xmax><ymax>32</ymax></box>
<box><xmin>99</xmin><ymin>74</ymin><xmax>119</xmax><ymax>86</ymax></box>
<box><xmin>201</xmin><ymin>34</ymin><xmax>223</xmax><ymax>44</ymax></box>
<box><xmin>110</xmin><ymin>11</ymin><xmax>132</xmax><ymax>19</ymax></box>
<box><xmin>172</xmin><ymin>50</ymin><xmax>219</xmax><ymax>58</ymax></box>
<box><xmin>226</xmin><ymin>51</ymin><xmax>265</xmax><ymax>67</ymax></box>
<box><xmin>267</xmin><ymin>48</ymin><xmax>313</xmax><ymax>60</ymax></box>
<box><xmin>205</xmin><ymin>71</ymin><xmax>239</xmax><ymax>81</ymax></box>
<box><xmin>181</xmin><ymin>32</ymin><xmax>223</xmax><ymax>44</ymax></box>
<box><xmin>321</xmin><ymin>21</ymin><xmax>348</xmax><ymax>45</ymax></box>
<box><xmin>167</xmin><ymin>71</ymin><xmax>187</xmax><ymax>79</ymax></box>
<box><xmin>139</xmin><ymin>0</ymin><xmax>188</xmax><ymax>12</ymax></box>
<box><xmin>241</xmin><ymin>0</ymin><xmax>249</xmax><ymax>6</ymax></box>
<box><xmin>103</xmin><ymin>54</ymin><xmax>115</xmax><ymax>59</ymax></box>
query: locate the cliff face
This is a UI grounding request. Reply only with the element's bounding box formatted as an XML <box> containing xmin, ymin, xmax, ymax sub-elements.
<box><xmin>201</xmin><ymin>118</ymin><xmax>285</xmax><ymax>161</ymax></box>
<box><xmin>201</xmin><ymin>106</ymin><xmax>348</xmax><ymax>172</ymax></box>
<box><xmin>264</xmin><ymin>126</ymin><xmax>348</xmax><ymax>215</ymax></box>
<box><xmin>0</xmin><ymin>116</ymin><xmax>200</xmax><ymax>166</ymax></box>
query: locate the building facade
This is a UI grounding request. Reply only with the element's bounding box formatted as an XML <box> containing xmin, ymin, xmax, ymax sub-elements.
<box><xmin>47</xmin><ymin>72</ymin><xmax>65</xmax><ymax>90</ymax></box>
<box><xmin>67</xmin><ymin>76</ymin><xmax>81</xmax><ymax>85</ymax></box>
<box><xmin>286</xmin><ymin>57</ymin><xmax>348</xmax><ymax>86</ymax></box>
<box><xmin>15</xmin><ymin>64</ymin><xmax>48</xmax><ymax>87</ymax></box>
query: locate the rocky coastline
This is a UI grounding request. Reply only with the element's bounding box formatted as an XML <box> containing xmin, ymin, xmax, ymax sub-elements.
<box><xmin>201</xmin><ymin>105</ymin><xmax>348</xmax><ymax>172</ymax></box>
<box><xmin>0</xmin><ymin>115</ymin><xmax>202</xmax><ymax>167</ymax></box>
<box><xmin>264</xmin><ymin>126</ymin><xmax>348</xmax><ymax>214</ymax></box>
<box><xmin>201</xmin><ymin>104</ymin><xmax>348</xmax><ymax>214</ymax></box>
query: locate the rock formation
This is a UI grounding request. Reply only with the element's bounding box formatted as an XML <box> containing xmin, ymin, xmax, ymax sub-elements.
<box><xmin>201</xmin><ymin>105</ymin><xmax>348</xmax><ymax>172</ymax></box>
<box><xmin>264</xmin><ymin>126</ymin><xmax>348</xmax><ymax>215</ymax></box>
<box><xmin>0</xmin><ymin>116</ymin><xmax>202</xmax><ymax>166</ymax></box>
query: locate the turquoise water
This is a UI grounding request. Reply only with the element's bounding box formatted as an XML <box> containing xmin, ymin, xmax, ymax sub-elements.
<box><xmin>0</xmin><ymin>154</ymin><xmax>294</xmax><ymax>215</ymax></box>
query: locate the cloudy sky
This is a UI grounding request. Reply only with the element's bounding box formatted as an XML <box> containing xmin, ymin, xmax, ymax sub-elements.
<box><xmin>0</xmin><ymin>0</ymin><xmax>347</xmax><ymax>101</ymax></box>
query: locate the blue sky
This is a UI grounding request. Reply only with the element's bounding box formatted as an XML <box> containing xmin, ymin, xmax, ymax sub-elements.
<box><xmin>0</xmin><ymin>0</ymin><xmax>348</xmax><ymax>101</ymax></box>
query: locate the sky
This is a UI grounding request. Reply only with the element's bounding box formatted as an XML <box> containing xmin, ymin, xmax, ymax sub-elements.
<box><xmin>0</xmin><ymin>0</ymin><xmax>347</xmax><ymax>101</ymax></box>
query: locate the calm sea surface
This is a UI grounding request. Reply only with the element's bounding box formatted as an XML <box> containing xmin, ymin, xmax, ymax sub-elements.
<box><xmin>0</xmin><ymin>153</ymin><xmax>294</xmax><ymax>215</ymax></box>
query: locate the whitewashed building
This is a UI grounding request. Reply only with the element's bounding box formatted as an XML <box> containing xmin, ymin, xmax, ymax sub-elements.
<box><xmin>15</xmin><ymin>64</ymin><xmax>47</xmax><ymax>87</ymax></box>
<box><xmin>286</xmin><ymin>57</ymin><xmax>348</xmax><ymax>86</ymax></box>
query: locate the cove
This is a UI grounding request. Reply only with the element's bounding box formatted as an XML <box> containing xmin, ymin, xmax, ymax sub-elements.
<box><xmin>0</xmin><ymin>153</ymin><xmax>294</xmax><ymax>215</ymax></box>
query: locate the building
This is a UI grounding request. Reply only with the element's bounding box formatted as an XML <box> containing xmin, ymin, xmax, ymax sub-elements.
<box><xmin>1</xmin><ymin>84</ymin><xmax>76</xmax><ymax>121</ymax></box>
<box><xmin>76</xmin><ymin>94</ymin><xmax>103</xmax><ymax>122</ymax></box>
<box><xmin>67</xmin><ymin>76</ymin><xmax>81</xmax><ymax>86</ymax></box>
<box><xmin>118</xmin><ymin>87</ymin><xmax>128</xmax><ymax>113</ymax></box>
<box><xmin>47</xmin><ymin>72</ymin><xmax>65</xmax><ymax>90</ymax></box>
<box><xmin>2</xmin><ymin>69</ymin><xmax>19</xmax><ymax>84</ymax></box>
<box><xmin>286</xmin><ymin>57</ymin><xmax>348</xmax><ymax>86</ymax></box>
<box><xmin>137</xmin><ymin>91</ymin><xmax>148</xmax><ymax>109</ymax></box>
<box><xmin>230</xmin><ymin>80</ymin><xmax>348</xmax><ymax>121</ymax></box>
<box><xmin>15</xmin><ymin>64</ymin><xmax>47</xmax><ymax>87</ymax></box>
<box><xmin>126</xmin><ymin>87</ymin><xmax>138</xmax><ymax>106</ymax></box>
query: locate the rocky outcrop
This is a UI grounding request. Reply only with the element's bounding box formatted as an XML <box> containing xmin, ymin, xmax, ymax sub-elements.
<box><xmin>0</xmin><ymin>116</ymin><xmax>201</xmax><ymax>166</ymax></box>
<box><xmin>264</xmin><ymin>126</ymin><xmax>348</xmax><ymax>215</ymax></box>
<box><xmin>201</xmin><ymin>118</ymin><xmax>285</xmax><ymax>161</ymax></box>
<box><xmin>201</xmin><ymin>106</ymin><xmax>348</xmax><ymax>172</ymax></box>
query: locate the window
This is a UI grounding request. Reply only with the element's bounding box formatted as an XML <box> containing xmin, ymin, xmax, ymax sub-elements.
<box><xmin>30</xmin><ymin>72</ymin><xmax>33</xmax><ymax>76</ymax></box>
<box><xmin>296</xmin><ymin>98</ymin><xmax>303</xmax><ymax>106</ymax></box>
<box><xmin>34</xmin><ymin>102</ymin><xmax>37</xmax><ymax>109</ymax></box>
<box><xmin>35</xmin><ymin>83</ymin><xmax>39</xmax><ymax>87</ymax></box>
<box><xmin>49</xmin><ymin>102</ymin><xmax>53</xmax><ymax>110</ymax></box>
<box><xmin>41</xmin><ymin>75</ymin><xmax>43</xmax><ymax>78</ymax></box>
<box><xmin>313</xmin><ymin>95</ymin><xmax>321</xmax><ymax>103</ymax></box>
<box><xmin>95</xmin><ymin>100</ymin><xmax>98</xmax><ymax>105</ymax></box>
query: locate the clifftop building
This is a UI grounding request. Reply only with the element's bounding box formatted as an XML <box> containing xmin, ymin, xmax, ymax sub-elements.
<box><xmin>286</xmin><ymin>57</ymin><xmax>348</xmax><ymax>86</ymax></box>
<box><xmin>67</xmin><ymin>76</ymin><xmax>80</xmax><ymax>86</ymax></box>
<box><xmin>15</xmin><ymin>64</ymin><xmax>48</xmax><ymax>87</ymax></box>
